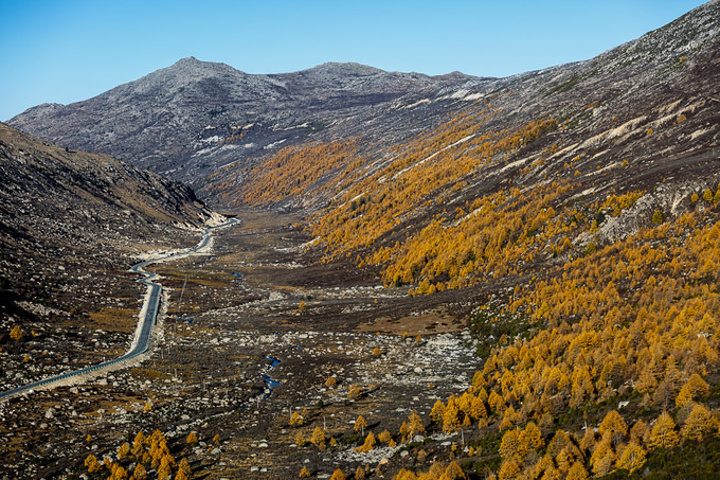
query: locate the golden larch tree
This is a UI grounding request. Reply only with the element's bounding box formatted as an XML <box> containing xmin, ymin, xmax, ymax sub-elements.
<box><xmin>615</xmin><ymin>442</ymin><xmax>647</xmax><ymax>474</ymax></box>
<box><xmin>648</xmin><ymin>412</ymin><xmax>679</xmax><ymax>449</ymax></box>
<box><xmin>354</xmin><ymin>415</ymin><xmax>368</xmax><ymax>436</ymax></box>
<box><xmin>330</xmin><ymin>468</ymin><xmax>346</xmax><ymax>480</ymax></box>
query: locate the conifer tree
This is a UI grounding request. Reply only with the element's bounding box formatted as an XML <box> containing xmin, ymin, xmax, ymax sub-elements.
<box><xmin>681</xmin><ymin>403</ymin><xmax>714</xmax><ymax>442</ymax></box>
<box><xmin>9</xmin><ymin>325</ymin><xmax>22</xmax><ymax>342</ymax></box>
<box><xmin>354</xmin><ymin>415</ymin><xmax>367</xmax><ymax>436</ymax></box>
<box><xmin>566</xmin><ymin>461</ymin><xmax>589</xmax><ymax>480</ymax></box>
<box><xmin>408</xmin><ymin>411</ymin><xmax>426</xmax><ymax>438</ymax></box>
<box><xmin>430</xmin><ymin>400</ymin><xmax>446</xmax><ymax>423</ymax></box>
<box><xmin>648</xmin><ymin>412</ymin><xmax>680</xmax><ymax>449</ymax></box>
<box><xmin>444</xmin><ymin>460</ymin><xmax>466</xmax><ymax>480</ymax></box>
<box><xmin>356</xmin><ymin>432</ymin><xmax>376</xmax><ymax>452</ymax></box>
<box><xmin>158</xmin><ymin>456</ymin><xmax>172</xmax><ymax>480</ymax></box>
<box><xmin>132</xmin><ymin>430</ymin><xmax>146</xmax><ymax>457</ymax></box>
<box><xmin>85</xmin><ymin>454</ymin><xmax>100</xmax><ymax>473</ymax></box>
<box><xmin>132</xmin><ymin>463</ymin><xmax>148</xmax><ymax>480</ymax></box>
<box><xmin>311</xmin><ymin>426</ymin><xmax>326</xmax><ymax>450</ymax></box>
<box><xmin>616</xmin><ymin>443</ymin><xmax>647</xmax><ymax>474</ymax></box>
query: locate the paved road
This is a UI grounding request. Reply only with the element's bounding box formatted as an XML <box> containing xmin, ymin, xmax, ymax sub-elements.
<box><xmin>0</xmin><ymin>219</ymin><xmax>238</xmax><ymax>402</ymax></box>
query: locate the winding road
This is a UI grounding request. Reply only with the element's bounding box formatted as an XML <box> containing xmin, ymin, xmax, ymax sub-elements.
<box><xmin>0</xmin><ymin>219</ymin><xmax>238</xmax><ymax>402</ymax></box>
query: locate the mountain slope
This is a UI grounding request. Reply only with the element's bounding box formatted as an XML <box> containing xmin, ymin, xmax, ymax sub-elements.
<box><xmin>203</xmin><ymin>4</ymin><xmax>720</xmax><ymax>477</ymax></box>
<box><xmin>0</xmin><ymin>121</ymin><xmax>222</xmax><ymax>390</ymax></box>
<box><xmin>8</xmin><ymin>58</ymin><xmax>477</xmax><ymax>183</ymax></box>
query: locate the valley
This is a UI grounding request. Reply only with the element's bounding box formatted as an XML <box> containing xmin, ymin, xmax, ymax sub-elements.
<box><xmin>0</xmin><ymin>211</ymin><xmax>481</xmax><ymax>479</ymax></box>
<box><xmin>2</xmin><ymin>1</ymin><xmax>720</xmax><ymax>479</ymax></box>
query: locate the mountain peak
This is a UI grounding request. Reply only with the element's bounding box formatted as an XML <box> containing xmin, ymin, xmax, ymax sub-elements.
<box><xmin>306</xmin><ymin>62</ymin><xmax>386</xmax><ymax>76</ymax></box>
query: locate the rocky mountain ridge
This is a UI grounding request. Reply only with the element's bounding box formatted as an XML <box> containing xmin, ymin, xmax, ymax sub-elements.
<box><xmin>9</xmin><ymin>58</ymin><xmax>478</xmax><ymax>184</ymax></box>
<box><xmin>209</xmin><ymin>0</ymin><xmax>720</xmax><ymax>220</ymax></box>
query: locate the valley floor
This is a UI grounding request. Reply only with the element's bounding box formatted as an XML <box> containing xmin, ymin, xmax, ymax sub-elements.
<box><xmin>0</xmin><ymin>211</ymin><xmax>483</xmax><ymax>479</ymax></box>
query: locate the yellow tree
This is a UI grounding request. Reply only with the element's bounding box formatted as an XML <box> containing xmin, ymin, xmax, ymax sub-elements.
<box><xmin>499</xmin><ymin>406</ymin><xmax>519</xmax><ymax>430</ymax></box>
<box><xmin>289</xmin><ymin>411</ymin><xmax>304</xmax><ymax>426</ymax></box>
<box><xmin>469</xmin><ymin>395</ymin><xmax>487</xmax><ymax>421</ymax></box>
<box><xmin>348</xmin><ymin>384</ymin><xmax>363</xmax><ymax>400</ymax></box>
<box><xmin>676</xmin><ymin>373</ymin><xmax>710</xmax><ymax>408</ymax></box>
<box><xmin>519</xmin><ymin>422</ymin><xmax>544</xmax><ymax>452</ymax></box>
<box><xmin>565</xmin><ymin>461</ymin><xmax>588</xmax><ymax>480</ymax></box>
<box><xmin>299</xmin><ymin>465</ymin><xmax>311</xmax><ymax>478</ymax></box>
<box><xmin>158</xmin><ymin>456</ymin><xmax>173</xmax><ymax>480</ymax></box>
<box><xmin>408</xmin><ymin>411</ymin><xmax>426</xmax><ymax>438</ymax></box>
<box><xmin>598</xmin><ymin>410</ymin><xmax>627</xmax><ymax>446</ymax></box>
<box><xmin>132</xmin><ymin>463</ymin><xmax>148</xmax><ymax>480</ymax></box>
<box><xmin>430</xmin><ymin>400</ymin><xmax>446</xmax><ymax>423</ymax></box>
<box><xmin>132</xmin><ymin>430</ymin><xmax>146</xmax><ymax>457</ymax></box>
<box><xmin>311</xmin><ymin>426</ymin><xmax>326</xmax><ymax>450</ymax></box>
<box><xmin>84</xmin><ymin>454</ymin><xmax>101</xmax><ymax>473</ymax></box>
<box><xmin>356</xmin><ymin>432</ymin><xmax>377</xmax><ymax>452</ymax></box>
<box><xmin>443</xmin><ymin>403</ymin><xmax>461</xmax><ymax>433</ymax></box>
<box><xmin>378</xmin><ymin>430</ymin><xmax>396</xmax><ymax>447</ymax></box>
<box><xmin>399</xmin><ymin>421</ymin><xmax>411</xmax><ymax>443</ymax></box>
<box><xmin>648</xmin><ymin>412</ymin><xmax>679</xmax><ymax>449</ymax></box>
<box><xmin>444</xmin><ymin>460</ymin><xmax>466</xmax><ymax>480</ymax></box>
<box><xmin>175</xmin><ymin>469</ymin><xmax>190</xmax><ymax>480</ymax></box>
<box><xmin>616</xmin><ymin>443</ymin><xmax>647</xmax><ymax>474</ymax></box>
<box><xmin>177</xmin><ymin>458</ymin><xmax>191</xmax><ymax>478</ymax></box>
<box><xmin>499</xmin><ymin>429</ymin><xmax>520</xmax><ymax>460</ymax></box>
<box><xmin>9</xmin><ymin>325</ymin><xmax>22</xmax><ymax>342</ymax></box>
<box><xmin>681</xmin><ymin>403</ymin><xmax>714</xmax><ymax>442</ymax></box>
<box><xmin>354</xmin><ymin>415</ymin><xmax>368</xmax><ymax>436</ymax></box>
<box><xmin>590</xmin><ymin>439</ymin><xmax>616</xmax><ymax>477</ymax></box>
<box><xmin>330</xmin><ymin>469</ymin><xmax>346</xmax><ymax>480</ymax></box>
<box><xmin>579</xmin><ymin>427</ymin><xmax>596</xmax><ymax>455</ymax></box>
<box><xmin>110</xmin><ymin>464</ymin><xmax>129</xmax><ymax>480</ymax></box>
<box><xmin>498</xmin><ymin>456</ymin><xmax>522</xmax><ymax>480</ymax></box>
<box><xmin>117</xmin><ymin>442</ymin><xmax>130</xmax><ymax>460</ymax></box>
<box><xmin>186</xmin><ymin>431</ymin><xmax>198</xmax><ymax>445</ymax></box>
<box><xmin>488</xmin><ymin>390</ymin><xmax>506</xmax><ymax>415</ymax></box>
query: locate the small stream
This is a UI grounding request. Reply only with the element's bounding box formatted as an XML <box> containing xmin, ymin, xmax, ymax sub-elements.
<box><xmin>260</xmin><ymin>356</ymin><xmax>280</xmax><ymax>400</ymax></box>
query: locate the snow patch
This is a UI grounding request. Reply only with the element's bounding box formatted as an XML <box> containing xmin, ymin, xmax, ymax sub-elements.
<box><xmin>264</xmin><ymin>139</ymin><xmax>287</xmax><ymax>150</ymax></box>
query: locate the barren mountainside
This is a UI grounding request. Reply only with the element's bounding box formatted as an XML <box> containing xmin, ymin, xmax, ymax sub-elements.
<box><xmin>0</xmin><ymin>121</ymin><xmax>220</xmax><ymax>351</ymax></box>
<box><xmin>9</xmin><ymin>59</ymin><xmax>477</xmax><ymax>183</ymax></box>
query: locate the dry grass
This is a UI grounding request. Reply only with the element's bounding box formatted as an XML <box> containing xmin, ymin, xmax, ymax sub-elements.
<box><xmin>355</xmin><ymin>310</ymin><xmax>465</xmax><ymax>335</ymax></box>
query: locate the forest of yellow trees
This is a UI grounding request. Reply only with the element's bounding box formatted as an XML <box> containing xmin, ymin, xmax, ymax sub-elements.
<box><xmin>205</xmin><ymin>103</ymin><xmax>720</xmax><ymax>478</ymax></box>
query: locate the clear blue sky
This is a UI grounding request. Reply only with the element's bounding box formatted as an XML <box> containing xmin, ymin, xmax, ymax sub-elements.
<box><xmin>0</xmin><ymin>0</ymin><xmax>708</xmax><ymax>121</ymax></box>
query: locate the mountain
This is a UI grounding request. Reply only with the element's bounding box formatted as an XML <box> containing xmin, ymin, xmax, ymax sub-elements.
<box><xmin>8</xmin><ymin>58</ymin><xmax>477</xmax><ymax>184</ymax></box>
<box><xmin>5</xmin><ymin>2</ymin><xmax>720</xmax><ymax>479</ymax></box>
<box><xmin>0</xmin><ymin>121</ymin><xmax>221</xmax><ymax>352</ymax></box>
<box><xmin>209</xmin><ymin>0</ymin><xmax>720</xmax><ymax>218</ymax></box>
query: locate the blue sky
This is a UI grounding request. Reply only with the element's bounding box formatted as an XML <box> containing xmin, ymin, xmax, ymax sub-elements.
<box><xmin>0</xmin><ymin>0</ymin><xmax>707</xmax><ymax>121</ymax></box>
